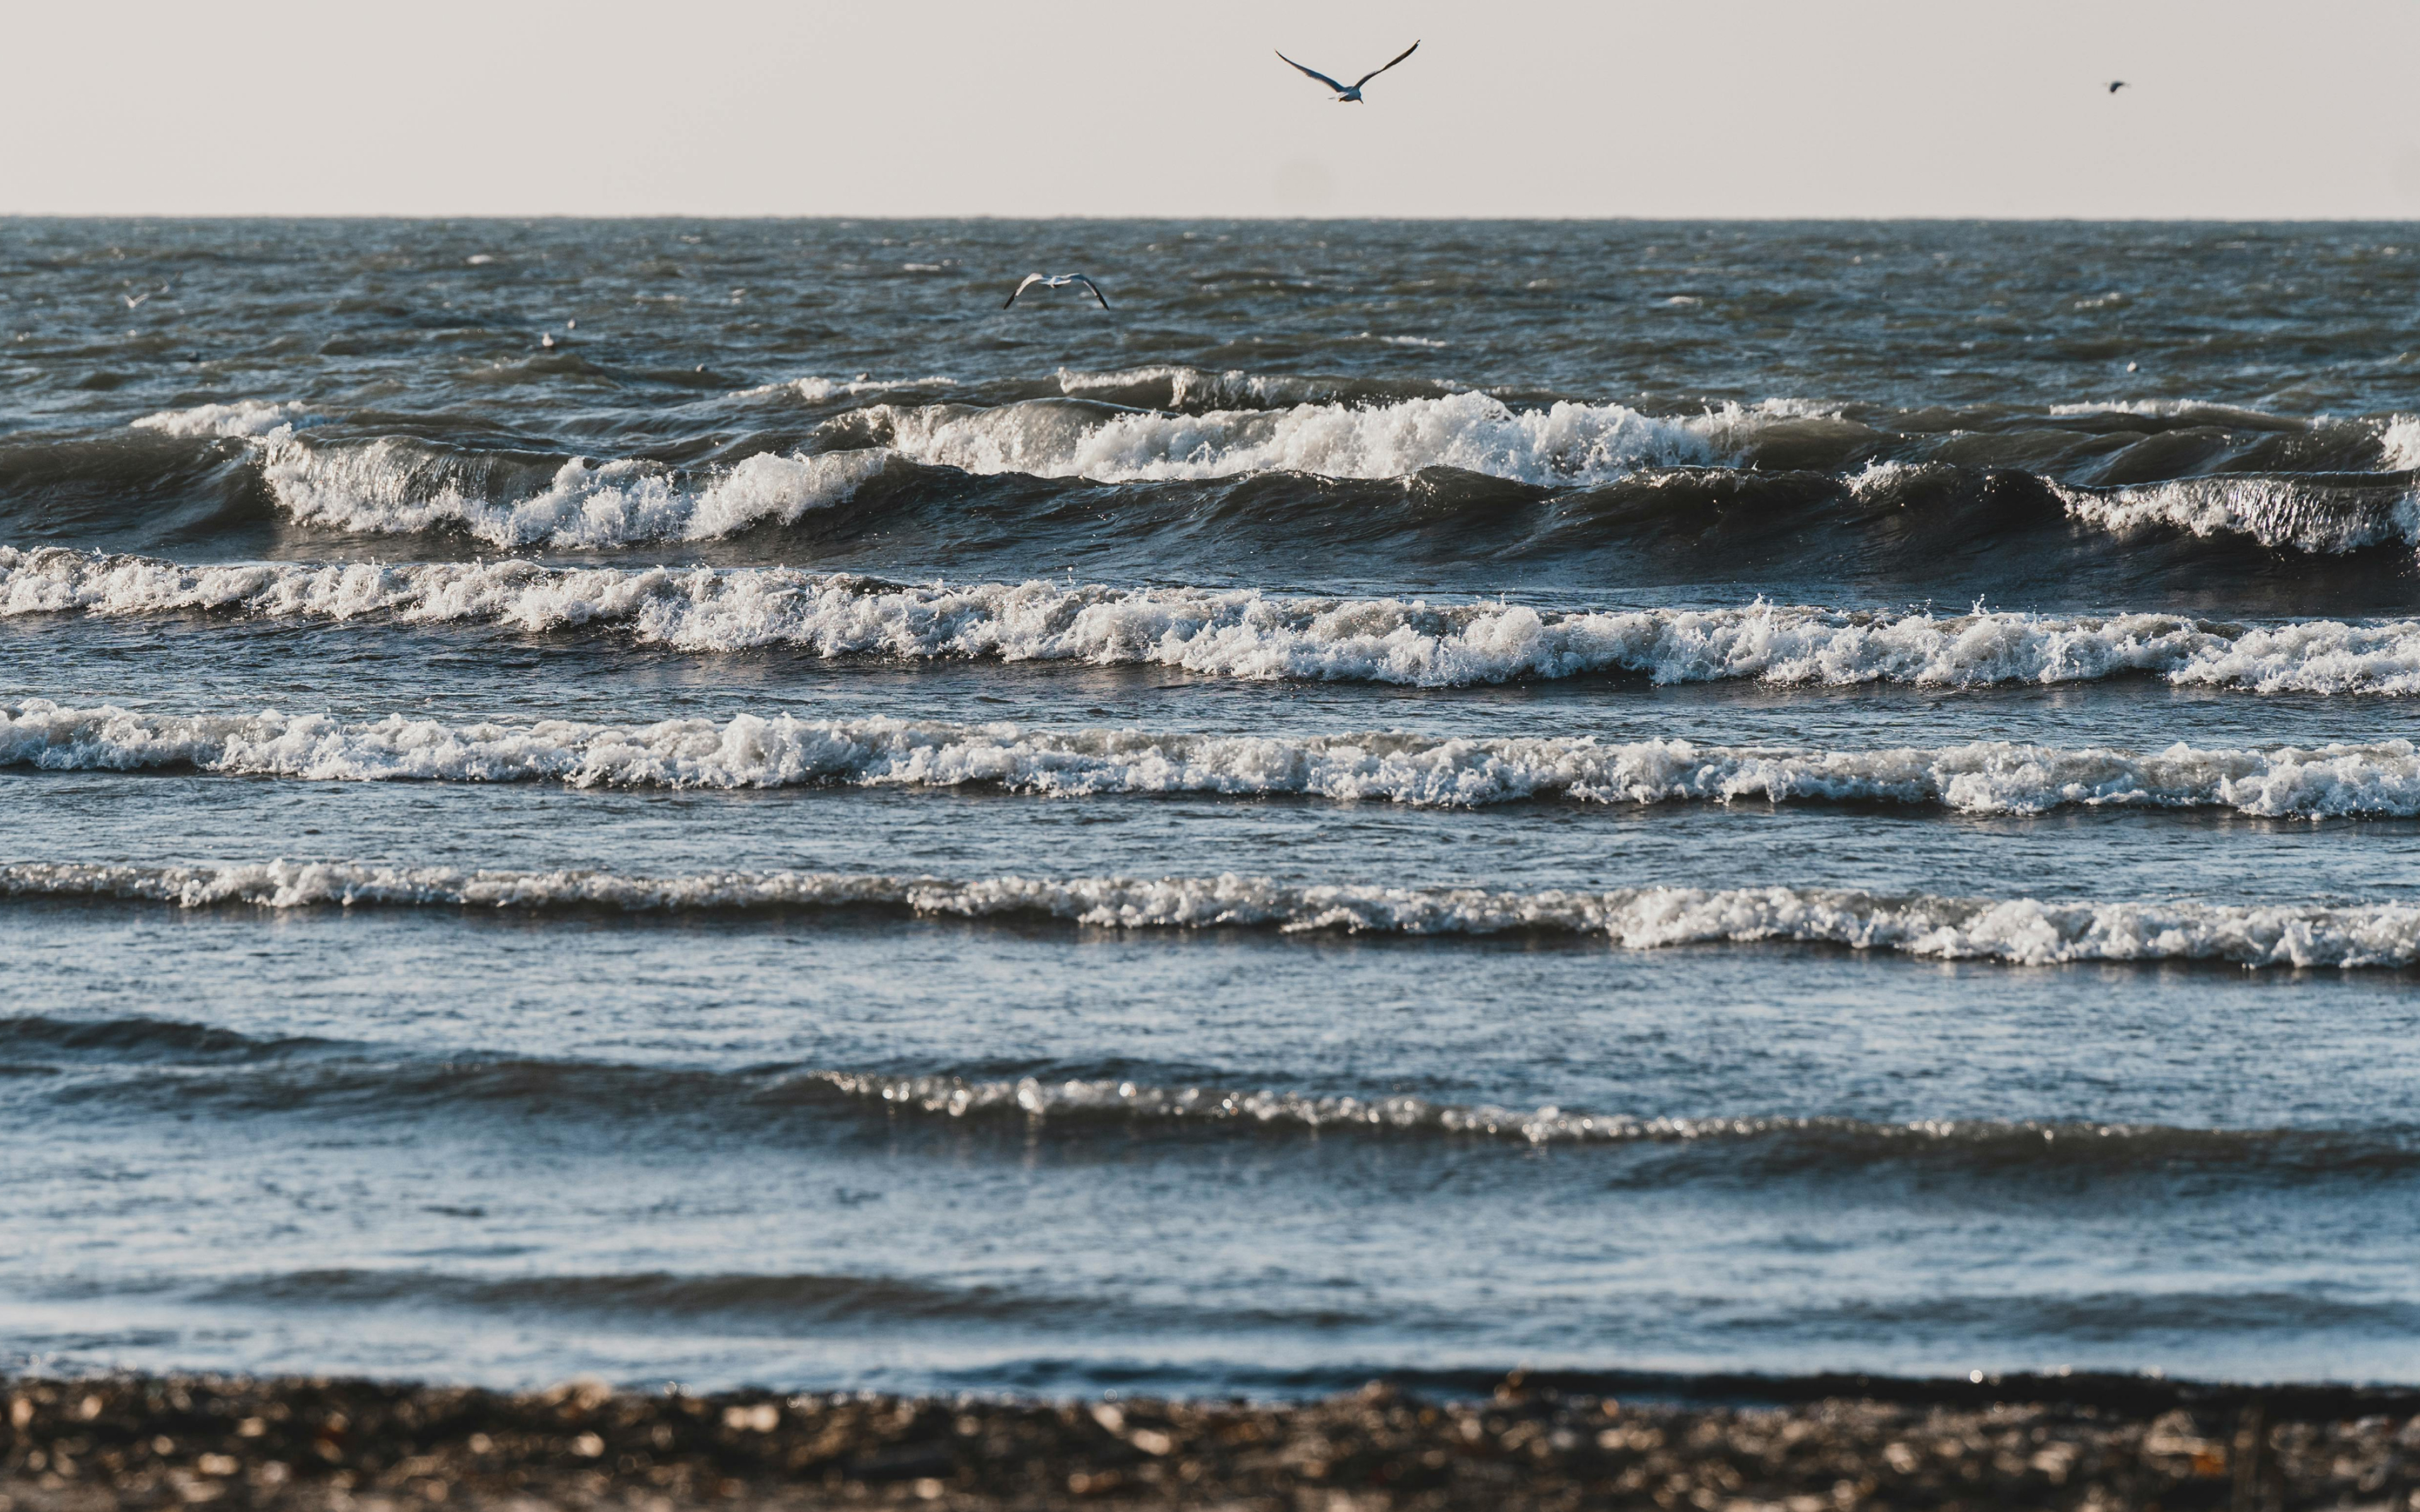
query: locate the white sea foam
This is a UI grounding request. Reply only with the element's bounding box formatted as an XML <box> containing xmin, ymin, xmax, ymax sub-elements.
<box><xmin>870</xmin><ymin>389</ymin><xmax>1720</xmax><ymax>485</ymax></box>
<box><xmin>130</xmin><ymin>400</ymin><xmax>310</xmax><ymax>440</ymax></box>
<box><xmin>258</xmin><ymin>439</ymin><xmax>892</xmax><ymax>549</ymax></box>
<box><xmin>9</xmin><ymin>701</ymin><xmax>2420</xmax><ymax>817</ymax></box>
<box><xmin>2051</xmin><ymin>476</ymin><xmax>2420</xmax><ymax>553</ymax></box>
<box><xmin>11</xmin><ymin>547</ymin><xmax>2420</xmax><ymax>693</ymax></box>
<box><xmin>8</xmin><ymin>859</ymin><xmax>2417</xmax><ymax>970</ymax></box>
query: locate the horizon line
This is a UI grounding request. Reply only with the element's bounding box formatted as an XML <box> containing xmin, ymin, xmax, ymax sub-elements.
<box><xmin>8</xmin><ymin>212</ymin><xmax>2420</xmax><ymax>225</ymax></box>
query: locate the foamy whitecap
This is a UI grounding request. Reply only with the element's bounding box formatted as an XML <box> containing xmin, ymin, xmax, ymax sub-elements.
<box><xmin>8</xmin><ymin>859</ymin><xmax>2417</xmax><ymax>970</ymax></box>
<box><xmin>11</xmin><ymin>547</ymin><xmax>2420</xmax><ymax>694</ymax></box>
<box><xmin>8</xmin><ymin>701</ymin><xmax>2420</xmax><ymax>818</ymax></box>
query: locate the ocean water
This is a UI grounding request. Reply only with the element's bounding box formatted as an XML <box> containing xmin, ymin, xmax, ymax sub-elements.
<box><xmin>4</xmin><ymin>218</ymin><xmax>2419</xmax><ymax>1396</ymax></box>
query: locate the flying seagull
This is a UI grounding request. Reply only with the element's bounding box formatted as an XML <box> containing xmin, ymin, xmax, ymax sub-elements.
<box><xmin>1276</xmin><ymin>40</ymin><xmax>1419</xmax><ymax>103</ymax></box>
<box><xmin>121</xmin><ymin>280</ymin><xmax>172</xmax><ymax>310</ymax></box>
<box><xmin>2107</xmin><ymin>80</ymin><xmax>2128</xmax><ymax>93</ymax></box>
<box><xmin>1004</xmin><ymin>273</ymin><xmax>1109</xmax><ymax>310</ymax></box>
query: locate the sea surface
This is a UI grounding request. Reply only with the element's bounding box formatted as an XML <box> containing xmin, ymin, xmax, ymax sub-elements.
<box><xmin>4</xmin><ymin>218</ymin><xmax>2419</xmax><ymax>1397</ymax></box>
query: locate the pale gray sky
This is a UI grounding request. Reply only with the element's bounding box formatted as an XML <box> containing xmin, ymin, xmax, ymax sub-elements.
<box><xmin>5</xmin><ymin>0</ymin><xmax>2418</xmax><ymax>218</ymax></box>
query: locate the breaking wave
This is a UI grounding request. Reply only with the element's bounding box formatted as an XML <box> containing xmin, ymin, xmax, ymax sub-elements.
<box><xmin>11</xmin><ymin>547</ymin><xmax>2420</xmax><ymax>692</ymax></box>
<box><xmin>2046</xmin><ymin>399</ymin><xmax>2307</xmax><ymax>428</ymax></box>
<box><xmin>805</xmin><ymin>1072</ymin><xmax>2414</xmax><ymax>1162</ymax></box>
<box><xmin>9</xmin><ymin>700</ymin><xmax>2420</xmax><ymax>817</ymax></box>
<box><xmin>262</xmin><ymin>436</ymin><xmax>892</xmax><ymax>549</ymax></box>
<box><xmin>111</xmin><ymin>396</ymin><xmax>2420</xmax><ymax>561</ymax></box>
<box><xmin>862</xmin><ymin>390</ymin><xmax>1726</xmax><ymax>485</ymax></box>
<box><xmin>8</xmin><ymin>860</ymin><xmax>2420</xmax><ymax>969</ymax></box>
<box><xmin>125</xmin><ymin>390</ymin><xmax>1740</xmax><ymax>549</ymax></box>
<box><xmin>128</xmin><ymin>403</ymin><xmax>893</xmax><ymax>549</ymax></box>
<box><xmin>729</xmin><ymin>374</ymin><xmax>957</xmax><ymax>403</ymax></box>
<box><xmin>2053</xmin><ymin>475</ymin><xmax>2420</xmax><ymax>554</ymax></box>
<box><xmin>1050</xmin><ymin>364</ymin><xmax>1461</xmax><ymax>411</ymax></box>
<box><xmin>2381</xmin><ymin>415</ymin><xmax>2420</xmax><ymax>471</ymax></box>
<box><xmin>130</xmin><ymin>400</ymin><xmax>311</xmax><ymax>440</ymax></box>
<box><xmin>20</xmin><ymin>1012</ymin><xmax>2398</xmax><ymax>1168</ymax></box>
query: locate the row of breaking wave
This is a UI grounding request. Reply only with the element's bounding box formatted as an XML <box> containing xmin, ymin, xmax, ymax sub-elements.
<box><xmin>73</xmin><ymin>391</ymin><xmax>2420</xmax><ymax>553</ymax></box>
<box><xmin>18</xmin><ymin>1010</ymin><xmax>2397</xmax><ymax>1162</ymax></box>
<box><xmin>9</xmin><ymin>700</ymin><xmax>2420</xmax><ymax>816</ymax></box>
<box><xmin>9</xmin><ymin>547</ymin><xmax>2420</xmax><ymax>690</ymax></box>
<box><xmin>8</xmin><ymin>860</ymin><xmax>2417</xmax><ymax>968</ymax></box>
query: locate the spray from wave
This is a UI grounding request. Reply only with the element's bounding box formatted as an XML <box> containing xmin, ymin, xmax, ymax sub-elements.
<box><xmin>18</xmin><ymin>1009</ymin><xmax>2380</xmax><ymax>1162</ymax></box>
<box><xmin>9</xmin><ymin>700</ymin><xmax>2420</xmax><ymax>817</ymax></box>
<box><xmin>8</xmin><ymin>859</ymin><xmax>2419</xmax><ymax>969</ymax></box>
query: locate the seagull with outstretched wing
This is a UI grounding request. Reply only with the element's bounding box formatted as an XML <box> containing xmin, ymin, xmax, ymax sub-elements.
<box><xmin>1004</xmin><ymin>273</ymin><xmax>1110</xmax><ymax>310</ymax></box>
<box><xmin>1276</xmin><ymin>40</ymin><xmax>1419</xmax><ymax>102</ymax></box>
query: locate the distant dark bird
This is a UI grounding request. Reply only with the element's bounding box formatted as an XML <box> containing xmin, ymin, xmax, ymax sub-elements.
<box><xmin>1004</xmin><ymin>273</ymin><xmax>1110</xmax><ymax>310</ymax></box>
<box><xmin>2107</xmin><ymin>80</ymin><xmax>2128</xmax><ymax>93</ymax></box>
<box><xmin>1276</xmin><ymin>40</ymin><xmax>1419</xmax><ymax>103</ymax></box>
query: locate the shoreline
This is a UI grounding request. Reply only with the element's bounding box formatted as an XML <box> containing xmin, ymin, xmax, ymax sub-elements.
<box><xmin>6</xmin><ymin>1371</ymin><xmax>2417</xmax><ymax>1510</ymax></box>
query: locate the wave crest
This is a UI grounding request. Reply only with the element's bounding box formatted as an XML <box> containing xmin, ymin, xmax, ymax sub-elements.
<box><xmin>866</xmin><ymin>390</ymin><xmax>1719</xmax><ymax>485</ymax></box>
<box><xmin>9</xmin><ymin>701</ymin><xmax>2420</xmax><ymax>817</ymax></box>
<box><xmin>112</xmin><ymin>392</ymin><xmax>2420</xmax><ymax>559</ymax></box>
<box><xmin>2053</xmin><ymin>476</ymin><xmax>2420</xmax><ymax>553</ymax></box>
<box><xmin>19</xmin><ymin>1012</ymin><xmax>2387</xmax><ymax>1166</ymax></box>
<box><xmin>260</xmin><ymin>436</ymin><xmax>891</xmax><ymax>548</ymax></box>
<box><xmin>807</xmin><ymin>1071</ymin><xmax>2407</xmax><ymax>1162</ymax></box>
<box><xmin>8</xmin><ymin>860</ymin><xmax>2420</xmax><ymax>970</ymax></box>
<box><xmin>13</xmin><ymin>549</ymin><xmax>2420</xmax><ymax>693</ymax></box>
<box><xmin>130</xmin><ymin>400</ymin><xmax>311</xmax><ymax>440</ymax></box>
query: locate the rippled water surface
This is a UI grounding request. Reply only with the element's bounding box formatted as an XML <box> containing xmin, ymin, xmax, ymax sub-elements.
<box><xmin>4</xmin><ymin>217</ymin><xmax>2418</xmax><ymax>1394</ymax></box>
